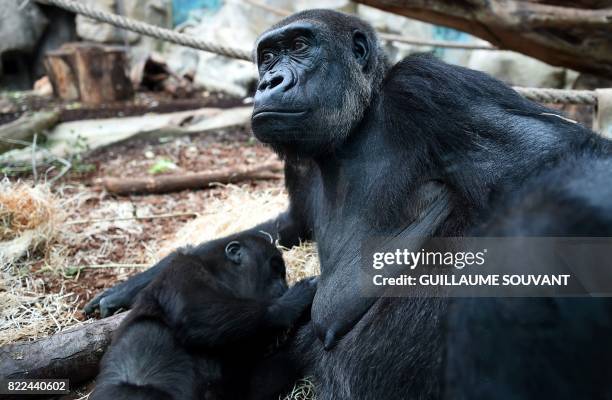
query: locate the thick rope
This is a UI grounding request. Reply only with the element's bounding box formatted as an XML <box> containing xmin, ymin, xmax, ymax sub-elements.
<box><xmin>36</xmin><ymin>0</ymin><xmax>252</xmax><ymax>61</ymax></box>
<box><xmin>36</xmin><ymin>0</ymin><xmax>598</xmax><ymax>106</ymax></box>
<box><xmin>513</xmin><ymin>87</ymin><xmax>597</xmax><ymax>105</ymax></box>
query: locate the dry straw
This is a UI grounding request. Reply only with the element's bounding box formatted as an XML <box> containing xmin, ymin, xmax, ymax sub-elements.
<box><xmin>0</xmin><ymin>179</ymin><xmax>63</xmax><ymax>266</ymax></box>
<box><xmin>0</xmin><ymin>275</ymin><xmax>81</xmax><ymax>345</ymax></box>
<box><xmin>0</xmin><ymin>180</ymin><xmax>80</xmax><ymax>345</ymax></box>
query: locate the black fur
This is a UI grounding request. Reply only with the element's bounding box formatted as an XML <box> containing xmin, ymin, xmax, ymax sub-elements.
<box><xmin>90</xmin><ymin>233</ymin><xmax>316</xmax><ymax>400</ymax></box>
<box><xmin>87</xmin><ymin>9</ymin><xmax>612</xmax><ymax>399</ymax></box>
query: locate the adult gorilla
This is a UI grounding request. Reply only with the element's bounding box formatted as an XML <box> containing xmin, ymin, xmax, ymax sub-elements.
<box><xmin>86</xmin><ymin>10</ymin><xmax>612</xmax><ymax>399</ymax></box>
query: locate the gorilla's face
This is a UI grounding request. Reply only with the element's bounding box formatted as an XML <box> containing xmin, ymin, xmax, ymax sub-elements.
<box><xmin>252</xmin><ymin>18</ymin><xmax>374</xmax><ymax>157</ymax></box>
<box><xmin>221</xmin><ymin>235</ymin><xmax>288</xmax><ymax>300</ymax></box>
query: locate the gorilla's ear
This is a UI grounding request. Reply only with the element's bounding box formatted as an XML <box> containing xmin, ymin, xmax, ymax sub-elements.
<box><xmin>225</xmin><ymin>241</ymin><xmax>242</xmax><ymax>265</ymax></box>
<box><xmin>352</xmin><ymin>30</ymin><xmax>369</xmax><ymax>68</ymax></box>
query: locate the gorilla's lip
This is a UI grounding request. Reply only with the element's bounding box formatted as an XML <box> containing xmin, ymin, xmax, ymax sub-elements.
<box><xmin>252</xmin><ymin>109</ymin><xmax>307</xmax><ymax>118</ymax></box>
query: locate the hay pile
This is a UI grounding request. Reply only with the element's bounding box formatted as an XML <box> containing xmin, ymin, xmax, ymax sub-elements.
<box><xmin>0</xmin><ymin>180</ymin><xmax>80</xmax><ymax>345</ymax></box>
<box><xmin>158</xmin><ymin>184</ymin><xmax>289</xmax><ymax>256</ymax></box>
<box><xmin>0</xmin><ymin>179</ymin><xmax>63</xmax><ymax>266</ymax></box>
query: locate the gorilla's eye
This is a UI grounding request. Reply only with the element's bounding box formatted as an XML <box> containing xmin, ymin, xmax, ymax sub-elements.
<box><xmin>225</xmin><ymin>241</ymin><xmax>242</xmax><ymax>265</ymax></box>
<box><xmin>292</xmin><ymin>39</ymin><xmax>308</xmax><ymax>52</ymax></box>
<box><xmin>261</xmin><ymin>51</ymin><xmax>274</xmax><ymax>64</ymax></box>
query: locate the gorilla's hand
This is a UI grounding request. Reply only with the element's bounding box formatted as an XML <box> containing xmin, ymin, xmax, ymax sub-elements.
<box><xmin>267</xmin><ymin>276</ymin><xmax>318</xmax><ymax>328</ymax></box>
<box><xmin>84</xmin><ymin>252</ymin><xmax>180</xmax><ymax>317</ymax></box>
<box><xmin>84</xmin><ymin>277</ymin><xmax>143</xmax><ymax>317</ymax></box>
<box><xmin>285</xmin><ymin>276</ymin><xmax>319</xmax><ymax>309</ymax></box>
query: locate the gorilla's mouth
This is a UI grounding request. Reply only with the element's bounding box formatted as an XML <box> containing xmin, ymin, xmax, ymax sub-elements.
<box><xmin>252</xmin><ymin>109</ymin><xmax>307</xmax><ymax>119</ymax></box>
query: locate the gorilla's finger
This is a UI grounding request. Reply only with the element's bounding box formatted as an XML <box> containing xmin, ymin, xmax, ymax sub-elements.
<box><xmin>84</xmin><ymin>285</ymin><xmax>121</xmax><ymax>316</ymax></box>
<box><xmin>307</xmin><ymin>276</ymin><xmax>319</xmax><ymax>286</ymax></box>
<box><xmin>99</xmin><ymin>296</ymin><xmax>125</xmax><ymax>318</ymax></box>
<box><xmin>84</xmin><ymin>293</ymin><xmax>104</xmax><ymax>316</ymax></box>
<box><xmin>83</xmin><ymin>300</ymin><xmax>98</xmax><ymax>316</ymax></box>
<box><xmin>296</xmin><ymin>276</ymin><xmax>318</xmax><ymax>288</ymax></box>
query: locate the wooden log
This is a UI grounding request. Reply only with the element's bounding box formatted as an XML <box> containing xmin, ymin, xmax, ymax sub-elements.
<box><xmin>44</xmin><ymin>43</ymin><xmax>133</xmax><ymax>105</ymax></box>
<box><xmin>0</xmin><ymin>111</ymin><xmax>59</xmax><ymax>154</ymax></box>
<box><xmin>0</xmin><ymin>313</ymin><xmax>126</xmax><ymax>385</ymax></box>
<box><xmin>355</xmin><ymin>0</ymin><xmax>612</xmax><ymax>80</ymax></box>
<box><xmin>101</xmin><ymin>162</ymin><xmax>284</xmax><ymax>195</ymax></box>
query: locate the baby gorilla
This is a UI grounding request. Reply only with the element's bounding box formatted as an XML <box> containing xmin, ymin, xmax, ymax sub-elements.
<box><xmin>90</xmin><ymin>233</ymin><xmax>316</xmax><ymax>400</ymax></box>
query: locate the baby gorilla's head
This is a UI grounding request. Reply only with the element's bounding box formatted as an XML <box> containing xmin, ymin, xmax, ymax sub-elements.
<box><xmin>196</xmin><ymin>232</ymin><xmax>288</xmax><ymax>301</ymax></box>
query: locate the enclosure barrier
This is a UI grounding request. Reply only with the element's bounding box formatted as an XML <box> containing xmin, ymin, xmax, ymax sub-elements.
<box><xmin>33</xmin><ymin>0</ymin><xmax>608</xmax><ymax>113</ymax></box>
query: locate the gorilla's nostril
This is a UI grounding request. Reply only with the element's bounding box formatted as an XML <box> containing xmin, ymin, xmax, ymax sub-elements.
<box><xmin>269</xmin><ymin>75</ymin><xmax>284</xmax><ymax>89</ymax></box>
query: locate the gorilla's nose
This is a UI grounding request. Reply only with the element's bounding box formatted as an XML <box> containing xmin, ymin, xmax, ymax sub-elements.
<box><xmin>257</xmin><ymin>69</ymin><xmax>295</xmax><ymax>94</ymax></box>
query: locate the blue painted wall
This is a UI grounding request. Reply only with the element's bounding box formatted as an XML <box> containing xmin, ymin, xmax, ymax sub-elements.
<box><xmin>173</xmin><ymin>0</ymin><xmax>223</xmax><ymax>26</ymax></box>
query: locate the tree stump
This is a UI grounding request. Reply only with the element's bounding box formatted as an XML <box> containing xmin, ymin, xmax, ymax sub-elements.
<box><xmin>44</xmin><ymin>43</ymin><xmax>134</xmax><ymax>105</ymax></box>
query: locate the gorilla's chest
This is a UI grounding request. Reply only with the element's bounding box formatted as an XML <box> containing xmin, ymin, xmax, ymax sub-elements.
<box><xmin>307</xmin><ymin>165</ymin><xmax>412</xmax><ymax>273</ymax></box>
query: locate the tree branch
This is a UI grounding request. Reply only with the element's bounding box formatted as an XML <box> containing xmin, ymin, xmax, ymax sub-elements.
<box><xmin>100</xmin><ymin>162</ymin><xmax>284</xmax><ymax>195</ymax></box>
<box><xmin>511</xmin><ymin>1</ymin><xmax>612</xmax><ymax>28</ymax></box>
<box><xmin>0</xmin><ymin>313</ymin><xmax>126</xmax><ymax>385</ymax></box>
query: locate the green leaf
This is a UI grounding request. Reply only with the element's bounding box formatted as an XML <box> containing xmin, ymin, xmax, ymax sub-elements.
<box><xmin>148</xmin><ymin>159</ymin><xmax>177</xmax><ymax>175</ymax></box>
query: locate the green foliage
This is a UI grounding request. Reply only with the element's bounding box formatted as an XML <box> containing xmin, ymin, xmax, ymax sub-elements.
<box><xmin>148</xmin><ymin>159</ymin><xmax>177</xmax><ymax>175</ymax></box>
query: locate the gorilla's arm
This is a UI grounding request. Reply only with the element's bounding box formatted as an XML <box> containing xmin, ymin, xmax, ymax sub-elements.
<box><xmin>84</xmin><ymin>209</ymin><xmax>310</xmax><ymax>317</ymax></box>
<box><xmin>174</xmin><ymin>277</ymin><xmax>317</xmax><ymax>349</ymax></box>
<box><xmin>84</xmin><ymin>252</ymin><xmax>180</xmax><ymax>317</ymax></box>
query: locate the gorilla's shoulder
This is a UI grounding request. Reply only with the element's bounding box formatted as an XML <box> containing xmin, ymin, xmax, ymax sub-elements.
<box><xmin>381</xmin><ymin>53</ymin><xmax>543</xmax><ymax>113</ymax></box>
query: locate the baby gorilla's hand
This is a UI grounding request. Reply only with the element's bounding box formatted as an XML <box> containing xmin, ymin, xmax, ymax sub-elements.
<box><xmin>288</xmin><ymin>276</ymin><xmax>318</xmax><ymax>305</ymax></box>
<box><xmin>267</xmin><ymin>276</ymin><xmax>318</xmax><ymax>329</ymax></box>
